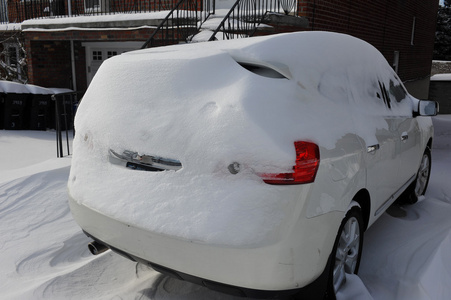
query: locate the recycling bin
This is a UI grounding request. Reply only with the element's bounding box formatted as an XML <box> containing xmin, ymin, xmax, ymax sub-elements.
<box><xmin>26</xmin><ymin>85</ymin><xmax>54</xmax><ymax>130</ymax></box>
<box><xmin>0</xmin><ymin>93</ymin><xmax>30</xmax><ymax>130</ymax></box>
<box><xmin>28</xmin><ymin>94</ymin><xmax>53</xmax><ymax>130</ymax></box>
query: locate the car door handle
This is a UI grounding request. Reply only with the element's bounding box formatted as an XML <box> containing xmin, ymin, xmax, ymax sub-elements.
<box><xmin>401</xmin><ymin>133</ymin><xmax>409</xmax><ymax>142</ymax></box>
<box><xmin>367</xmin><ymin>144</ymin><xmax>380</xmax><ymax>153</ymax></box>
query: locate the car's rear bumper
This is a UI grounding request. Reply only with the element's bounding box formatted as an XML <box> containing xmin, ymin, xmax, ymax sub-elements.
<box><xmin>69</xmin><ymin>195</ymin><xmax>341</xmax><ymax>297</ymax></box>
<box><xmin>84</xmin><ymin>229</ymin><xmax>331</xmax><ymax>299</ymax></box>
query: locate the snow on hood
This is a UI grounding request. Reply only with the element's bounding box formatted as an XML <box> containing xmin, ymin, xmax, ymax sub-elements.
<box><xmin>69</xmin><ymin>32</ymin><xmax>406</xmax><ymax>245</ymax></box>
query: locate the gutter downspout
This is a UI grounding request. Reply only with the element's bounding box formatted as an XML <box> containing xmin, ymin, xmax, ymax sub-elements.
<box><xmin>68</xmin><ymin>0</ymin><xmax>76</xmax><ymax>91</ymax></box>
<box><xmin>70</xmin><ymin>40</ymin><xmax>77</xmax><ymax>91</ymax></box>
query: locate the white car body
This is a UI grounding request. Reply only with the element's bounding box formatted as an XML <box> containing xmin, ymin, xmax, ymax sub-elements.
<box><xmin>68</xmin><ymin>32</ymin><xmax>435</xmax><ymax>298</ymax></box>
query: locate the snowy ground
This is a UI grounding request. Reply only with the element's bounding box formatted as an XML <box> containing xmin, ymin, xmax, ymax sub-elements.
<box><xmin>0</xmin><ymin>115</ymin><xmax>450</xmax><ymax>300</ymax></box>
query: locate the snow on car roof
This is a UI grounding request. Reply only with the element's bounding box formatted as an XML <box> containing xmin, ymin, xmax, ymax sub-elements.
<box><xmin>124</xmin><ymin>30</ymin><xmax>385</xmax><ymax>81</ymax></box>
<box><xmin>81</xmin><ymin>31</ymin><xmax>397</xmax><ymax>151</ymax></box>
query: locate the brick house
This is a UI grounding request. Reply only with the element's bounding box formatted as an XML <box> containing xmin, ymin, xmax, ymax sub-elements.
<box><xmin>0</xmin><ymin>0</ymin><xmax>439</xmax><ymax>99</ymax></box>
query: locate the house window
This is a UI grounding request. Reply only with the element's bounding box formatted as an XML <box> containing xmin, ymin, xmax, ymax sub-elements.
<box><xmin>93</xmin><ymin>51</ymin><xmax>102</xmax><ymax>61</ymax></box>
<box><xmin>8</xmin><ymin>47</ymin><xmax>18</xmax><ymax>69</ymax></box>
<box><xmin>85</xmin><ymin>0</ymin><xmax>110</xmax><ymax>13</ymax></box>
<box><xmin>107</xmin><ymin>51</ymin><xmax>118</xmax><ymax>58</ymax></box>
<box><xmin>2</xmin><ymin>43</ymin><xmax>24</xmax><ymax>81</ymax></box>
<box><xmin>85</xmin><ymin>0</ymin><xmax>101</xmax><ymax>12</ymax></box>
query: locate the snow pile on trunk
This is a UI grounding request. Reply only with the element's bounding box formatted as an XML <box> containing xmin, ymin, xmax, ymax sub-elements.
<box><xmin>69</xmin><ymin>31</ymin><xmax>409</xmax><ymax>246</ymax></box>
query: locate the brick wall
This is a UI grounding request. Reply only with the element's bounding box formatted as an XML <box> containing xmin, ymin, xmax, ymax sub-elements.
<box><xmin>26</xmin><ymin>40</ymin><xmax>72</xmax><ymax>88</ymax></box>
<box><xmin>296</xmin><ymin>0</ymin><xmax>439</xmax><ymax>83</ymax></box>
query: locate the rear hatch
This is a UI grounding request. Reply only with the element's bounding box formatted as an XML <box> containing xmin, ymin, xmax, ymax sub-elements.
<box><xmin>68</xmin><ymin>33</ymin><xmax>357</xmax><ymax>247</ymax></box>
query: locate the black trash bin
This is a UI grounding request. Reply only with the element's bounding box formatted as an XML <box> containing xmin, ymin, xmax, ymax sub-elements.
<box><xmin>0</xmin><ymin>81</ymin><xmax>31</xmax><ymax>130</ymax></box>
<box><xmin>27</xmin><ymin>94</ymin><xmax>52</xmax><ymax>130</ymax></box>
<box><xmin>26</xmin><ymin>85</ymin><xmax>54</xmax><ymax>130</ymax></box>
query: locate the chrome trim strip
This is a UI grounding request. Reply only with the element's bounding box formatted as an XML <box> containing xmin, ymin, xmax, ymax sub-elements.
<box><xmin>109</xmin><ymin>149</ymin><xmax>182</xmax><ymax>171</ymax></box>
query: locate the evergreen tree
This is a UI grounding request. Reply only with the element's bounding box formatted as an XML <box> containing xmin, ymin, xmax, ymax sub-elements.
<box><xmin>434</xmin><ymin>1</ymin><xmax>451</xmax><ymax>60</ymax></box>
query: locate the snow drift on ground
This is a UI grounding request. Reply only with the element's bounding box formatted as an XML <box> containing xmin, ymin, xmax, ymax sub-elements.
<box><xmin>0</xmin><ymin>115</ymin><xmax>450</xmax><ymax>299</ymax></box>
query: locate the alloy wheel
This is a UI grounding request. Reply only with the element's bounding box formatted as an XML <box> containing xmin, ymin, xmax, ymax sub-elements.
<box><xmin>415</xmin><ymin>153</ymin><xmax>430</xmax><ymax>197</ymax></box>
<box><xmin>333</xmin><ymin>215</ymin><xmax>361</xmax><ymax>292</ymax></box>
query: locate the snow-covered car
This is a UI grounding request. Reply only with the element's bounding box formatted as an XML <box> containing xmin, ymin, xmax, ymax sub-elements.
<box><xmin>68</xmin><ymin>32</ymin><xmax>437</xmax><ymax>299</ymax></box>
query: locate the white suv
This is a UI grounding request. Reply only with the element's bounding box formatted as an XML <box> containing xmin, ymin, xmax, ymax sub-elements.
<box><xmin>68</xmin><ymin>32</ymin><xmax>437</xmax><ymax>299</ymax></box>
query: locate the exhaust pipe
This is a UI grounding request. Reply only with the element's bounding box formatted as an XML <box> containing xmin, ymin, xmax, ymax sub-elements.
<box><xmin>88</xmin><ymin>241</ymin><xmax>109</xmax><ymax>255</ymax></box>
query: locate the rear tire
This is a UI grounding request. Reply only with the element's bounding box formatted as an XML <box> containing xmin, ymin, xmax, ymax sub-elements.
<box><xmin>326</xmin><ymin>203</ymin><xmax>364</xmax><ymax>299</ymax></box>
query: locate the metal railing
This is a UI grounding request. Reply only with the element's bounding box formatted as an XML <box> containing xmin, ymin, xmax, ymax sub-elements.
<box><xmin>208</xmin><ymin>0</ymin><xmax>297</xmax><ymax>41</ymax></box>
<box><xmin>5</xmin><ymin>0</ymin><xmax>183</xmax><ymax>23</ymax></box>
<box><xmin>53</xmin><ymin>91</ymin><xmax>81</xmax><ymax>158</ymax></box>
<box><xmin>141</xmin><ymin>0</ymin><xmax>214</xmax><ymax>48</ymax></box>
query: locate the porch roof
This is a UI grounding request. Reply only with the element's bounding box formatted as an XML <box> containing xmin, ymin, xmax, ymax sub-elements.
<box><xmin>20</xmin><ymin>12</ymin><xmax>170</xmax><ymax>30</ymax></box>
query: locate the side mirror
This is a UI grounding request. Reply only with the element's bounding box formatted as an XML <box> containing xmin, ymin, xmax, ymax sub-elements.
<box><xmin>416</xmin><ymin>100</ymin><xmax>439</xmax><ymax>116</ymax></box>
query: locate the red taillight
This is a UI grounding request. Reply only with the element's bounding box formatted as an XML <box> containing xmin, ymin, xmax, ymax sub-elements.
<box><xmin>260</xmin><ymin>141</ymin><xmax>320</xmax><ymax>185</ymax></box>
